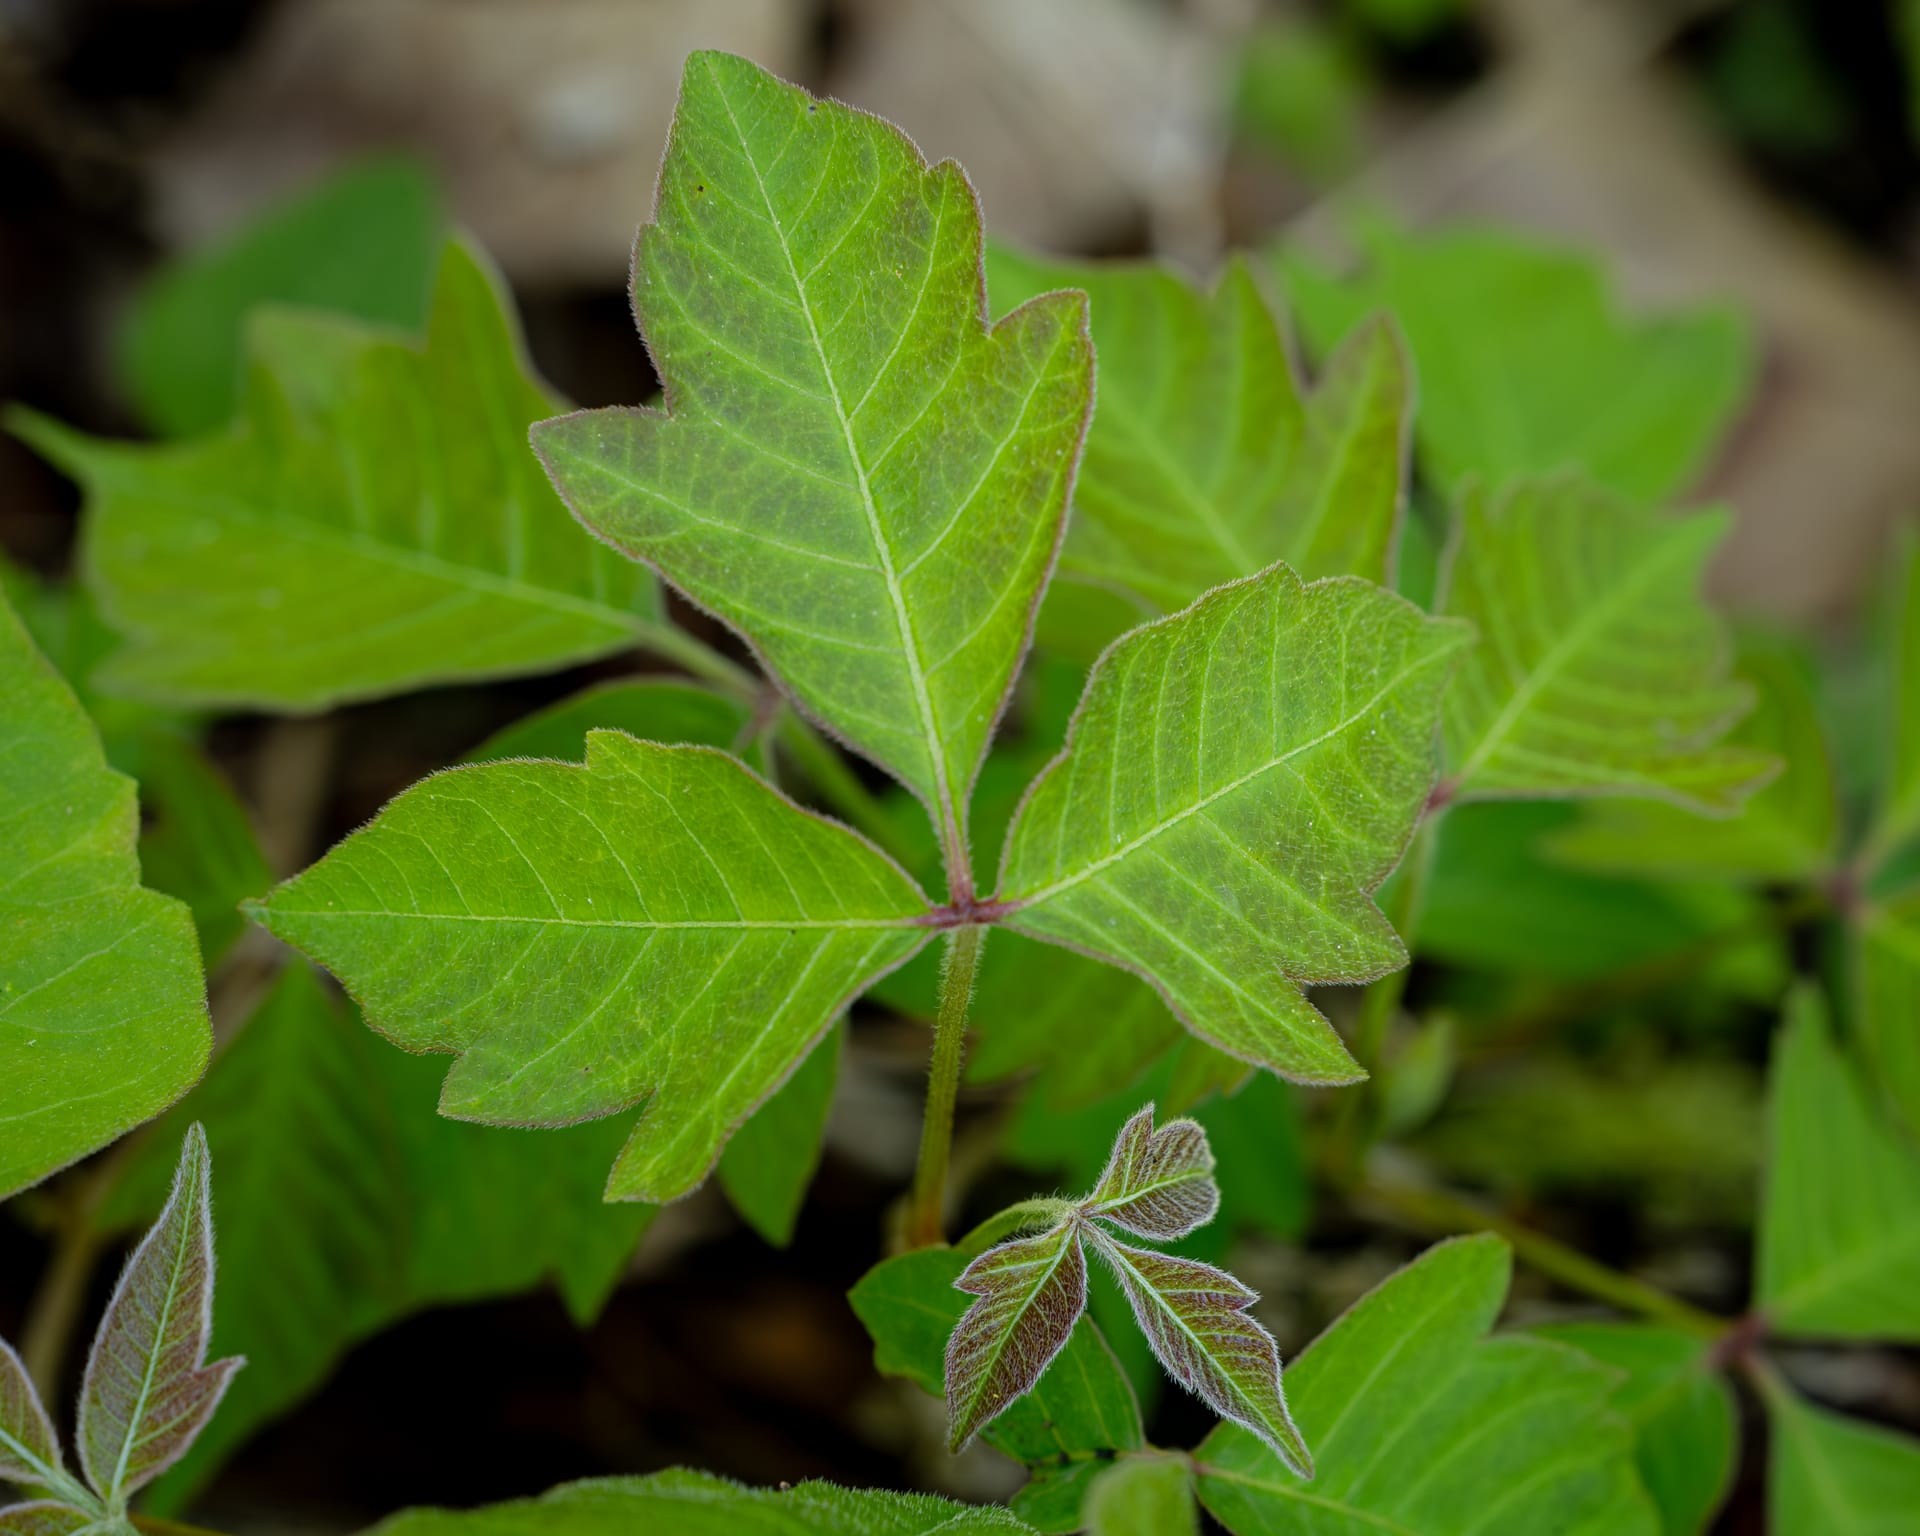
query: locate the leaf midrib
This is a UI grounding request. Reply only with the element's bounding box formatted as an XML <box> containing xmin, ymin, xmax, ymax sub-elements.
<box><xmin>273</xmin><ymin>909</ymin><xmax>924</xmax><ymax>932</ymax></box>
<box><xmin>106</xmin><ymin>1153</ymin><xmax>200</xmax><ymax>1504</ymax></box>
<box><xmin>1007</xmin><ymin>642</ymin><xmax>1452</xmax><ymax>907</ymax></box>
<box><xmin>706</xmin><ymin>58</ymin><xmax>962</xmax><ymax>872</ymax></box>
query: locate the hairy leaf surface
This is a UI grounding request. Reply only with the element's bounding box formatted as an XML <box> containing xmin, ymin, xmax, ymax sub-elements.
<box><xmin>534</xmin><ymin>51</ymin><xmax>1093</xmax><ymax>873</ymax></box>
<box><xmin>1281</xmin><ymin>225</ymin><xmax>1751</xmax><ymax>501</ymax></box>
<box><xmin>1758</xmin><ymin>987</ymin><xmax>1920</xmax><ymax>1339</ymax></box>
<box><xmin>1194</xmin><ymin>1235</ymin><xmax>1657</xmax><ymax>1535</ymax></box>
<box><xmin>1086</xmin><ymin>1231</ymin><xmax>1307</xmax><ymax>1478</ymax></box>
<box><xmin>1084</xmin><ymin>1104</ymin><xmax>1218</xmax><ymax>1241</ymax></box>
<box><xmin>1438</xmin><ymin>479</ymin><xmax>1771</xmax><ymax>810</ymax></box>
<box><xmin>252</xmin><ymin>734</ymin><xmax>931</xmax><ymax>1201</ymax></box>
<box><xmin>1536</xmin><ymin>1323</ymin><xmax>1736</xmax><ymax>1536</ymax></box>
<box><xmin>10</xmin><ymin>241</ymin><xmax>661</xmax><ymax>710</ymax></box>
<box><xmin>370</xmin><ymin>1469</ymin><xmax>1035</xmax><ymax>1535</ymax></box>
<box><xmin>947</xmin><ymin>1226</ymin><xmax>1089</xmax><ymax>1450</ymax></box>
<box><xmin>0</xmin><ymin>588</ymin><xmax>209</xmax><ymax>1200</ymax></box>
<box><xmin>0</xmin><ymin>1342</ymin><xmax>61</xmax><ymax>1494</ymax></box>
<box><xmin>988</xmin><ymin>249</ymin><xmax>1408</xmax><ymax>612</ymax></box>
<box><xmin>0</xmin><ymin>1503</ymin><xmax>95</xmax><ymax>1536</ymax></box>
<box><xmin>1767</xmin><ymin>1382</ymin><xmax>1920</xmax><ymax>1536</ymax></box>
<box><xmin>78</xmin><ymin>1126</ymin><xmax>240</xmax><ymax>1507</ymax></box>
<box><xmin>851</xmin><ymin>1247</ymin><xmax>1143</xmax><ymax>1535</ymax></box>
<box><xmin>999</xmin><ymin>564</ymin><xmax>1468</xmax><ymax>1081</ymax></box>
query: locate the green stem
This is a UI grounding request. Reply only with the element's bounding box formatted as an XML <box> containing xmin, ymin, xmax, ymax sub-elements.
<box><xmin>956</xmin><ymin>1197</ymin><xmax>1075</xmax><ymax>1255</ymax></box>
<box><xmin>906</xmin><ymin>924</ymin><xmax>988</xmax><ymax>1248</ymax></box>
<box><xmin>1360</xmin><ymin>1174</ymin><xmax>1726</xmax><ymax>1339</ymax></box>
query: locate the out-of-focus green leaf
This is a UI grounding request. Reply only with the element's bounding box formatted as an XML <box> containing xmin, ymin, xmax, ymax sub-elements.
<box><xmin>119</xmin><ymin>158</ymin><xmax>441</xmax><ymax>438</ymax></box>
<box><xmin>253</xmin><ymin>735</ymin><xmax>933</xmax><ymax>1204</ymax></box>
<box><xmin>1534</xmin><ymin>1323</ymin><xmax>1736</xmax><ymax>1536</ymax></box>
<box><xmin>999</xmin><ymin>564</ymin><xmax>1468</xmax><ymax>1084</ymax></box>
<box><xmin>534</xmin><ymin>52</ymin><xmax>1092</xmax><ymax>873</ymax></box>
<box><xmin>1280</xmin><ymin>225</ymin><xmax>1752</xmax><ymax>501</ymax></box>
<box><xmin>1866</xmin><ymin>531</ymin><xmax>1920</xmax><ymax>869</ymax></box>
<box><xmin>1233</xmin><ymin>22</ymin><xmax>1364</xmax><ymax>178</ymax></box>
<box><xmin>1705</xmin><ymin>0</ymin><xmax>1849</xmax><ymax>159</ymax></box>
<box><xmin>1858</xmin><ymin>890</ymin><xmax>1920</xmax><ymax>1136</ymax></box>
<box><xmin>1085</xmin><ymin>1456</ymin><xmax>1196</xmax><ymax>1536</ymax></box>
<box><xmin>1758</xmin><ymin>986</ymin><xmax>1920</xmax><ymax>1340</ymax></box>
<box><xmin>368</xmin><ymin>1470</ymin><xmax>1036</xmax><ymax>1536</ymax></box>
<box><xmin>463</xmin><ymin>679</ymin><xmax>757</xmax><ymax>767</ymax></box>
<box><xmin>100</xmin><ymin>962</ymin><xmax>653</xmax><ymax>1512</ymax></box>
<box><xmin>1194</xmin><ymin>1235</ymin><xmax>1657</xmax><ymax>1535</ymax></box>
<box><xmin>0</xmin><ymin>585</ymin><xmax>209</xmax><ymax>1200</ymax></box>
<box><xmin>850</xmin><ymin>1248</ymin><xmax>1143</xmax><ymax>1535</ymax></box>
<box><xmin>1765</xmin><ymin>1379</ymin><xmax>1920</xmax><ymax>1536</ymax></box>
<box><xmin>12</xmin><ymin>241</ymin><xmax>663</xmax><ymax>711</ymax></box>
<box><xmin>1546</xmin><ymin>640</ymin><xmax>1837</xmax><ymax>883</ymax></box>
<box><xmin>1437</xmin><ymin>479</ymin><xmax>1772</xmax><ymax>811</ymax></box>
<box><xmin>986</xmin><ymin>251</ymin><xmax>1408</xmax><ymax>612</ymax></box>
<box><xmin>717</xmin><ymin>1019</ymin><xmax>841</xmax><ymax>1247</ymax></box>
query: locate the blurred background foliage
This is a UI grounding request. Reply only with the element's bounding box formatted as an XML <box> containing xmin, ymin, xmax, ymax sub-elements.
<box><xmin>4</xmin><ymin>1</ymin><xmax>1920</xmax><ymax>1532</ymax></box>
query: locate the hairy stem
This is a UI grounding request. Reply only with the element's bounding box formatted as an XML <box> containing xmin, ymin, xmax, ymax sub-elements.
<box><xmin>906</xmin><ymin>923</ymin><xmax>988</xmax><ymax>1248</ymax></box>
<box><xmin>1360</xmin><ymin>1174</ymin><xmax>1726</xmax><ymax>1338</ymax></box>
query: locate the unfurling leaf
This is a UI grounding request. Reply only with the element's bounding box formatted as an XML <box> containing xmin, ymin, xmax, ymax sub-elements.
<box><xmin>0</xmin><ymin>585</ymin><xmax>210</xmax><ymax>1201</ymax></box>
<box><xmin>535</xmin><ymin>51</ymin><xmax>1093</xmax><ymax>876</ymax></box>
<box><xmin>252</xmin><ymin>734</ymin><xmax>933</xmax><ymax>1202</ymax></box>
<box><xmin>0</xmin><ymin>1505</ymin><xmax>95</xmax><ymax>1536</ymax></box>
<box><xmin>0</xmin><ymin>1341</ymin><xmax>62</xmax><ymax>1493</ymax></box>
<box><xmin>988</xmin><ymin>249</ymin><xmax>1409</xmax><ymax>615</ymax></box>
<box><xmin>1437</xmin><ymin>478</ymin><xmax>1773</xmax><ymax>811</ymax></box>
<box><xmin>1085</xmin><ymin>1231</ymin><xmax>1309</xmax><ymax>1478</ymax></box>
<box><xmin>947</xmin><ymin>1225</ymin><xmax>1088</xmax><ymax>1450</ymax></box>
<box><xmin>9</xmin><ymin>240</ymin><xmax>662</xmax><ymax>711</ymax></box>
<box><xmin>1083</xmin><ymin>1104</ymin><xmax>1217</xmax><ymax>1241</ymax></box>
<box><xmin>998</xmin><ymin>563</ymin><xmax>1469</xmax><ymax>1082</ymax></box>
<box><xmin>78</xmin><ymin>1124</ymin><xmax>241</xmax><ymax>1508</ymax></box>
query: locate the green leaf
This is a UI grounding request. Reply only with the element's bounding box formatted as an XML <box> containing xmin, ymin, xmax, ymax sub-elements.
<box><xmin>78</xmin><ymin>1126</ymin><xmax>240</xmax><ymax>1510</ymax></box>
<box><xmin>252</xmin><ymin>733</ymin><xmax>932</xmax><ymax>1202</ymax></box>
<box><xmin>463</xmin><ymin>679</ymin><xmax>759</xmax><ymax>769</ymax></box>
<box><xmin>850</xmin><ymin>1247</ymin><xmax>1143</xmax><ymax>1535</ymax></box>
<box><xmin>986</xmin><ymin>249</ymin><xmax>1409</xmax><ymax>612</ymax></box>
<box><xmin>998</xmin><ymin>563</ymin><xmax>1469</xmax><ymax>1082</ymax></box>
<box><xmin>1085</xmin><ymin>1456</ymin><xmax>1196</xmax><ymax>1536</ymax></box>
<box><xmin>97</xmin><ymin>961</ymin><xmax>654</xmax><ymax>1512</ymax></box>
<box><xmin>1544</xmin><ymin>639</ymin><xmax>1837</xmax><ymax>882</ymax></box>
<box><xmin>533</xmin><ymin>51</ymin><xmax>1093</xmax><ymax>879</ymax></box>
<box><xmin>1858</xmin><ymin>891</ymin><xmax>1920</xmax><ymax>1136</ymax></box>
<box><xmin>947</xmin><ymin>1224</ymin><xmax>1089</xmax><ymax>1451</ymax></box>
<box><xmin>1437</xmin><ymin>478</ymin><xmax>1772</xmax><ymax>810</ymax></box>
<box><xmin>367</xmin><ymin>1469</ymin><xmax>1036</xmax><ymax>1536</ymax></box>
<box><xmin>1767</xmin><ymin>1381</ymin><xmax>1920</xmax><ymax>1536</ymax></box>
<box><xmin>11</xmin><ymin>240</ymin><xmax>663</xmax><ymax>711</ymax></box>
<box><xmin>1194</xmin><ymin>1235</ymin><xmax>1657</xmax><ymax>1536</ymax></box>
<box><xmin>0</xmin><ymin>585</ymin><xmax>209</xmax><ymax>1200</ymax></box>
<box><xmin>717</xmin><ymin>1018</ymin><xmax>841</xmax><ymax>1246</ymax></box>
<box><xmin>0</xmin><ymin>1503</ymin><xmax>97</xmax><ymax>1535</ymax></box>
<box><xmin>1533</xmin><ymin>1324</ymin><xmax>1735</xmax><ymax>1536</ymax></box>
<box><xmin>1757</xmin><ymin>985</ymin><xmax>1920</xmax><ymax>1340</ymax></box>
<box><xmin>118</xmin><ymin>157</ymin><xmax>441</xmax><ymax>437</ymax></box>
<box><xmin>1279</xmin><ymin>225</ymin><xmax>1752</xmax><ymax>501</ymax></box>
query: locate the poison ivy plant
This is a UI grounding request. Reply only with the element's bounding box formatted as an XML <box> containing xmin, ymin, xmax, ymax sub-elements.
<box><xmin>1279</xmin><ymin>224</ymin><xmax>1753</xmax><ymax>501</ymax></box>
<box><xmin>0</xmin><ymin>584</ymin><xmax>210</xmax><ymax>1200</ymax></box>
<box><xmin>1434</xmin><ymin>477</ymin><xmax>1772</xmax><ymax>810</ymax></box>
<box><xmin>1193</xmin><ymin>1236</ymin><xmax>1659</xmax><ymax>1535</ymax></box>
<box><xmin>0</xmin><ymin>1128</ymin><xmax>239</xmax><ymax>1532</ymax></box>
<box><xmin>1084</xmin><ymin>1456</ymin><xmax>1195</xmax><ymax>1536</ymax></box>
<box><xmin>1762</xmin><ymin>1376</ymin><xmax>1920</xmax><ymax>1536</ymax></box>
<box><xmin>10</xmin><ymin>240</ymin><xmax>665</xmax><ymax>710</ymax></box>
<box><xmin>987</xmin><ymin>249</ymin><xmax>1410</xmax><ymax>617</ymax></box>
<box><xmin>369</xmin><ymin>1470</ymin><xmax>1036</xmax><ymax>1535</ymax></box>
<box><xmin>248</xmin><ymin>52</ymin><xmax>1467</xmax><ymax>1211</ymax></box>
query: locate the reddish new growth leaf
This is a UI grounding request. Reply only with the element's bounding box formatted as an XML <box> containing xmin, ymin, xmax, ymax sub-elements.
<box><xmin>946</xmin><ymin>1225</ymin><xmax>1088</xmax><ymax>1450</ymax></box>
<box><xmin>943</xmin><ymin>1104</ymin><xmax>1308</xmax><ymax>1474</ymax></box>
<box><xmin>1083</xmin><ymin>1105</ymin><xmax>1218</xmax><ymax>1240</ymax></box>
<box><xmin>0</xmin><ymin>1504</ymin><xmax>94</xmax><ymax>1536</ymax></box>
<box><xmin>0</xmin><ymin>1340</ymin><xmax>62</xmax><ymax>1493</ymax></box>
<box><xmin>77</xmin><ymin>1125</ymin><xmax>243</xmax><ymax>1509</ymax></box>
